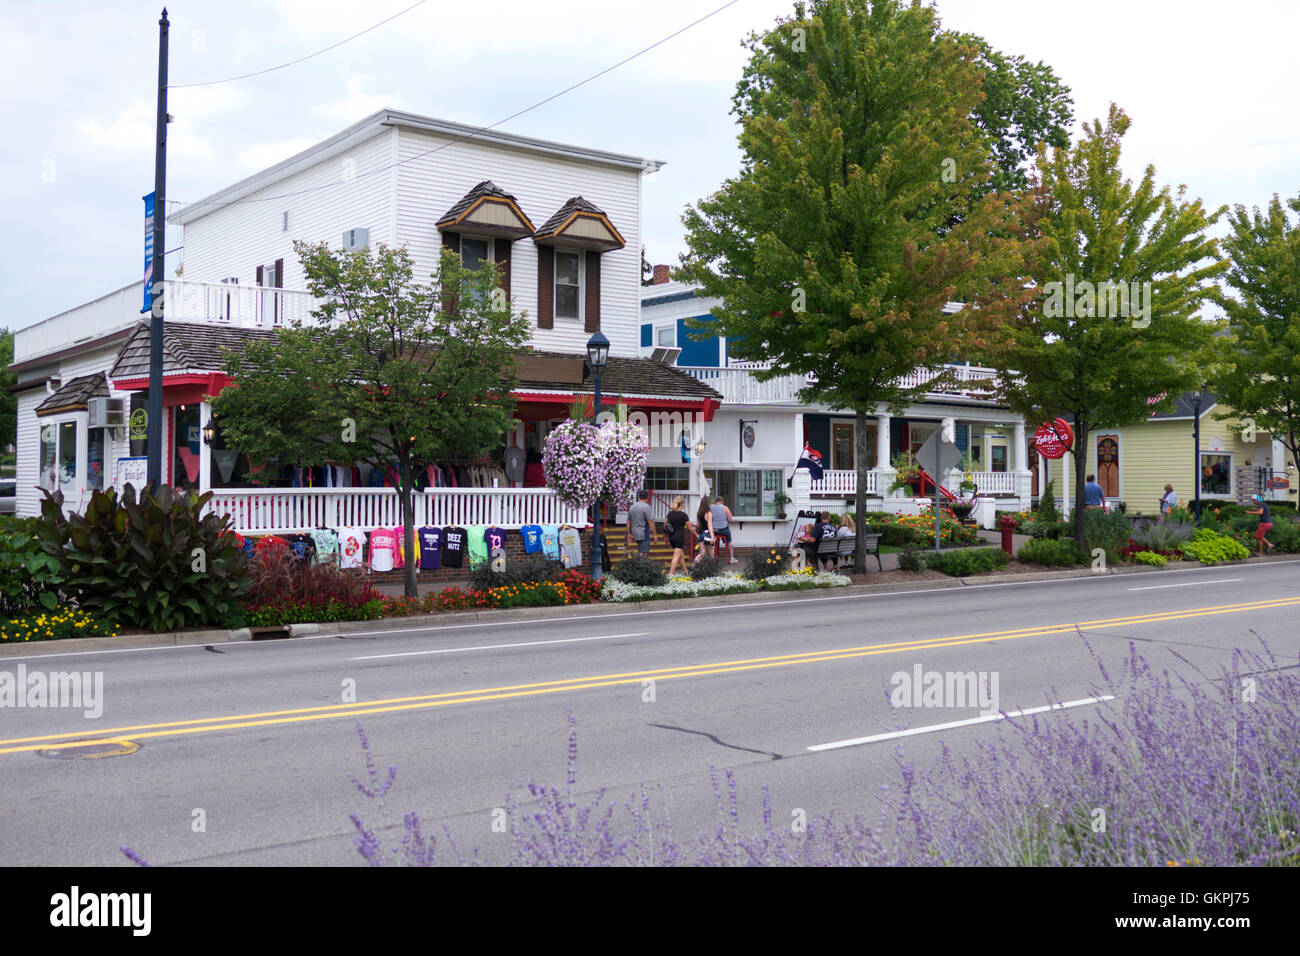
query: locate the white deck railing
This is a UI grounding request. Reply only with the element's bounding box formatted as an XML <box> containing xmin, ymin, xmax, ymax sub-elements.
<box><xmin>807</xmin><ymin>469</ymin><xmax>1015</xmax><ymax>496</ymax></box>
<box><xmin>166</xmin><ymin>279</ymin><xmax>321</xmax><ymax>328</ymax></box>
<box><xmin>680</xmin><ymin>363</ymin><xmax>1003</xmax><ymax>405</ymax></box>
<box><xmin>809</xmin><ymin>470</ymin><xmax>879</xmax><ymax>495</ymax></box>
<box><xmin>204</xmin><ymin>487</ymin><xmax>589</xmax><ymax>535</ymax></box>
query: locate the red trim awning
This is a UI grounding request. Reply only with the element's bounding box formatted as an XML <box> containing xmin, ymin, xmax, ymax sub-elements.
<box><xmin>113</xmin><ymin>372</ymin><xmax>232</xmax><ymax>406</ymax></box>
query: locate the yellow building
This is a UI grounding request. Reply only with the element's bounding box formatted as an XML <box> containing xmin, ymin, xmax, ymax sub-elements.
<box><xmin>1037</xmin><ymin>393</ymin><xmax>1295</xmax><ymax>516</ymax></box>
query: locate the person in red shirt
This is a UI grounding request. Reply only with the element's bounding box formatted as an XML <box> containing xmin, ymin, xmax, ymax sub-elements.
<box><xmin>523</xmin><ymin>450</ymin><xmax>545</xmax><ymax>487</ymax></box>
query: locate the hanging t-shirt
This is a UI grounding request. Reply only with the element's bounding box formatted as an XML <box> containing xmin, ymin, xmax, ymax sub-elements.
<box><xmin>310</xmin><ymin>528</ymin><xmax>339</xmax><ymax>565</ymax></box>
<box><xmin>369</xmin><ymin>528</ymin><xmax>396</xmax><ymax>572</ymax></box>
<box><xmin>466</xmin><ymin>525</ymin><xmax>490</xmax><ymax>569</ymax></box>
<box><xmin>284</xmin><ymin>533</ymin><xmax>316</xmax><ymax>565</ymax></box>
<box><xmin>485</xmin><ymin>526</ymin><xmax>507</xmax><ymax>553</ymax></box>
<box><xmin>391</xmin><ymin>526</ymin><xmax>419</xmax><ymax>569</ymax></box>
<box><xmin>417</xmin><ymin>526</ymin><xmax>442</xmax><ymax>570</ymax></box>
<box><xmin>504</xmin><ymin>447</ymin><xmax>525</xmax><ymax>484</ymax></box>
<box><xmin>338</xmin><ymin>528</ymin><xmax>366</xmax><ymax>570</ymax></box>
<box><xmin>541</xmin><ymin>525</ymin><xmax>561</xmax><ymax>560</ymax></box>
<box><xmin>442</xmin><ymin>526</ymin><xmax>467</xmax><ymax>568</ymax></box>
<box><xmin>558</xmin><ymin>527</ymin><xmax>583</xmax><ymax>569</ymax></box>
<box><xmin>521</xmin><ymin>524</ymin><xmax>543</xmax><ymax>554</ymax></box>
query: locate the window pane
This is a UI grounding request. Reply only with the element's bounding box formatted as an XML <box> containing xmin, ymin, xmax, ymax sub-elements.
<box><xmin>556</xmin><ymin>252</ymin><xmax>580</xmax><ymax>286</ymax></box>
<box><xmin>1201</xmin><ymin>453</ymin><xmax>1231</xmax><ymax>495</ymax></box>
<box><xmin>39</xmin><ymin>423</ymin><xmax>56</xmax><ymax>489</ymax></box>
<box><xmin>763</xmin><ymin>470</ymin><xmax>782</xmax><ymax>516</ymax></box>
<box><xmin>657</xmin><ymin>326</ymin><xmax>675</xmax><ymax>346</ymax></box>
<box><xmin>991</xmin><ymin>445</ymin><xmax>1008</xmax><ymax>472</ymax></box>
<box><xmin>644</xmin><ymin>466</ymin><xmax>688</xmax><ymax>491</ymax></box>
<box><xmin>462</xmin><ymin>237</ymin><xmax>489</xmax><ymax>271</ymax></box>
<box><xmin>58</xmin><ymin>421</ymin><xmax>77</xmax><ymax>488</ymax></box>
<box><xmin>736</xmin><ymin>469</ymin><xmax>759</xmax><ymax>516</ymax></box>
<box><xmin>556</xmin><ymin>284</ymin><xmax>579</xmax><ymax>319</ymax></box>
<box><xmin>88</xmin><ymin>429</ymin><xmax>106</xmax><ymax>491</ymax></box>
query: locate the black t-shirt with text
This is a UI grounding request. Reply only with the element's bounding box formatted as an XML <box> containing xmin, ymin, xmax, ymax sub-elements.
<box><xmin>442</xmin><ymin>526</ymin><xmax>467</xmax><ymax>567</ymax></box>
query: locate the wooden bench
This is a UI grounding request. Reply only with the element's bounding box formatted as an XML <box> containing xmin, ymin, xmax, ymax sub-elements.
<box><xmin>813</xmin><ymin>534</ymin><xmax>882</xmax><ymax>572</ymax></box>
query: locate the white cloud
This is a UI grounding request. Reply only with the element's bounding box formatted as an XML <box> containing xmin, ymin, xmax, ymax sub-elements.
<box><xmin>79</xmin><ymin>100</ymin><xmax>212</xmax><ymax>159</ymax></box>
<box><xmin>309</xmin><ymin>74</ymin><xmax>398</xmax><ymax>124</ymax></box>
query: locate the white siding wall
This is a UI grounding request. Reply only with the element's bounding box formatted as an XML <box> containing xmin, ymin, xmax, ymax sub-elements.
<box><xmin>394</xmin><ymin>127</ymin><xmax>643</xmax><ymax>357</ymax></box>
<box><xmin>179</xmin><ymin>130</ymin><xmax>397</xmax><ymax>291</ymax></box>
<box><xmin>14</xmin><ymin>344</ymin><xmax>130</xmax><ymax>518</ymax></box>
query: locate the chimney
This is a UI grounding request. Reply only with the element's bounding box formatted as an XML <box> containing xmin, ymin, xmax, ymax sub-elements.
<box><xmin>652</xmin><ymin>264</ymin><xmax>670</xmax><ymax>285</ymax></box>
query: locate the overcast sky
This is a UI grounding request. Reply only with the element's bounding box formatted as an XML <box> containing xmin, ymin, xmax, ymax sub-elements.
<box><xmin>3</xmin><ymin>0</ymin><xmax>1297</xmax><ymax>332</ymax></box>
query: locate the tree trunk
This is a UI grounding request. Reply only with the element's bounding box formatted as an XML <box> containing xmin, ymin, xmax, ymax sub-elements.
<box><xmin>854</xmin><ymin>407</ymin><xmax>868</xmax><ymax>573</ymax></box>
<box><xmin>1073</xmin><ymin>420</ymin><xmax>1088</xmax><ymax>551</ymax></box>
<box><xmin>400</xmin><ymin>458</ymin><xmax>418</xmax><ymax>599</ymax></box>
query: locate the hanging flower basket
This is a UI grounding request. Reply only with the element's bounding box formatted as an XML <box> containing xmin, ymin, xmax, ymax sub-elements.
<box><xmin>542</xmin><ymin>421</ymin><xmax>605</xmax><ymax>510</ymax></box>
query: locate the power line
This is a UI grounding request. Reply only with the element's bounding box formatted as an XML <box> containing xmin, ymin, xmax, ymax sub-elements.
<box><xmin>168</xmin><ymin>0</ymin><xmax>430</xmax><ymax>89</ymax></box>
<box><xmin>169</xmin><ymin>0</ymin><xmax>745</xmax><ymax>212</ymax></box>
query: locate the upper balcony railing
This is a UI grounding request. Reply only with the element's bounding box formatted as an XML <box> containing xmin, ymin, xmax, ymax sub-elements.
<box><xmin>14</xmin><ymin>279</ymin><xmax>323</xmax><ymax>364</ymax></box>
<box><xmin>677</xmin><ymin>362</ymin><xmax>1003</xmax><ymax>405</ymax></box>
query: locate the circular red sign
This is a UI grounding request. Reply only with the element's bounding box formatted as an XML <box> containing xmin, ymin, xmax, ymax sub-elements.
<box><xmin>1034</xmin><ymin>418</ymin><xmax>1074</xmax><ymax>459</ymax></box>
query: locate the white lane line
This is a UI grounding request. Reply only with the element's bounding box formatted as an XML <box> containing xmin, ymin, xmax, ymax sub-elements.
<box><xmin>351</xmin><ymin>632</ymin><xmax>649</xmax><ymax>660</ymax></box>
<box><xmin>1128</xmin><ymin>579</ymin><xmax>1241</xmax><ymax>591</ymax></box>
<box><xmin>806</xmin><ymin>695</ymin><xmax>1115</xmax><ymax>752</ymax></box>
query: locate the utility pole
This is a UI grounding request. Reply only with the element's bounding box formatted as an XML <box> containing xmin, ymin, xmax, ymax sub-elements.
<box><xmin>147</xmin><ymin>8</ymin><xmax>169</xmax><ymax>488</ymax></box>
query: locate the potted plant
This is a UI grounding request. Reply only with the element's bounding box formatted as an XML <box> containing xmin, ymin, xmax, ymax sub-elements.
<box><xmin>773</xmin><ymin>491</ymin><xmax>792</xmax><ymax>519</ymax></box>
<box><xmin>888</xmin><ymin>451</ymin><xmax>924</xmax><ymax>496</ymax></box>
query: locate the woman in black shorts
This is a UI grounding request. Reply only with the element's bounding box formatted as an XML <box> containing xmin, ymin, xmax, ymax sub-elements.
<box><xmin>665</xmin><ymin>495</ymin><xmax>692</xmax><ymax>577</ymax></box>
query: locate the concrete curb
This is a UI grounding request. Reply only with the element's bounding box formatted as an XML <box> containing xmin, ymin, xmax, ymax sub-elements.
<box><xmin>3</xmin><ymin>555</ymin><xmax>1296</xmax><ymax>658</ymax></box>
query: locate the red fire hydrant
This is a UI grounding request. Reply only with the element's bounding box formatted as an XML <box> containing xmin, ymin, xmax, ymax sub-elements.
<box><xmin>998</xmin><ymin>513</ymin><xmax>1019</xmax><ymax>556</ymax></box>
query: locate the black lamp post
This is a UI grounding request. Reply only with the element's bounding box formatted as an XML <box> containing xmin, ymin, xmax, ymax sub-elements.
<box><xmin>587</xmin><ymin>331</ymin><xmax>610</xmax><ymax>581</ymax></box>
<box><xmin>1191</xmin><ymin>390</ymin><xmax>1202</xmax><ymax>521</ymax></box>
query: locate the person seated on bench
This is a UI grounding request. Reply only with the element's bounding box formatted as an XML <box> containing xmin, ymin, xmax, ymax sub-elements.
<box><xmin>796</xmin><ymin>522</ymin><xmax>818</xmax><ymax>566</ymax></box>
<box><xmin>836</xmin><ymin>514</ymin><xmax>855</xmax><ymax>537</ymax></box>
<box><xmin>811</xmin><ymin>511</ymin><xmax>838</xmax><ymax>571</ymax></box>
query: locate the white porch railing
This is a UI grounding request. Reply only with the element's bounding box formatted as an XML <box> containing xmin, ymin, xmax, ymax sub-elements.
<box><xmin>204</xmin><ymin>487</ymin><xmax>589</xmax><ymax>535</ymax></box>
<box><xmin>680</xmin><ymin>363</ymin><xmax>1003</xmax><ymax>405</ymax></box>
<box><xmin>166</xmin><ymin>279</ymin><xmax>321</xmax><ymax>328</ymax></box>
<box><xmin>955</xmin><ymin>471</ymin><xmax>1016</xmax><ymax>495</ymax></box>
<box><xmin>809</xmin><ymin>470</ymin><xmax>879</xmax><ymax>496</ymax></box>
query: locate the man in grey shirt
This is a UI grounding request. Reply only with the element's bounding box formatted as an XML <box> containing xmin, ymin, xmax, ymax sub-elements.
<box><xmin>625</xmin><ymin>489</ymin><xmax>659</xmax><ymax>555</ymax></box>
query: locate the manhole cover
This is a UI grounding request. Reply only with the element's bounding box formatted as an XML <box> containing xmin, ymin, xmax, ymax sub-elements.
<box><xmin>37</xmin><ymin>739</ymin><xmax>139</xmax><ymax>760</ymax></box>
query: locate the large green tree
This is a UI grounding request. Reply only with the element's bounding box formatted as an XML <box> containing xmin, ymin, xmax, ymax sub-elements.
<box><xmin>992</xmin><ymin>105</ymin><xmax>1227</xmax><ymax>547</ymax></box>
<box><xmin>1210</xmin><ymin>194</ymin><xmax>1300</xmax><ymax>479</ymax></box>
<box><xmin>211</xmin><ymin>243</ymin><xmax>532</xmax><ymax>597</ymax></box>
<box><xmin>678</xmin><ymin>0</ymin><xmax>1040</xmax><ymax>571</ymax></box>
<box><xmin>0</xmin><ymin>328</ymin><xmax>16</xmax><ymax>456</ymax></box>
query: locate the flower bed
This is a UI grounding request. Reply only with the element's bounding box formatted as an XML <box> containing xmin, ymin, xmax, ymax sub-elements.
<box><xmin>602</xmin><ymin>569</ymin><xmax>849</xmax><ymax>603</ymax></box>
<box><xmin>0</xmin><ymin>609</ymin><xmax>119</xmax><ymax>644</ymax></box>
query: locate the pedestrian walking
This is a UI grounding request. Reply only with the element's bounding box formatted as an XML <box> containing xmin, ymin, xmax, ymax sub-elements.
<box><xmin>665</xmin><ymin>495</ymin><xmax>692</xmax><ymax>577</ymax></box>
<box><xmin>1246</xmin><ymin>494</ymin><xmax>1274</xmax><ymax>556</ymax></box>
<box><xmin>694</xmin><ymin>495</ymin><xmax>716</xmax><ymax>563</ymax></box>
<box><xmin>1084</xmin><ymin>474</ymin><xmax>1105</xmax><ymax>510</ymax></box>
<box><xmin>711</xmin><ymin>496</ymin><xmax>736</xmax><ymax>563</ymax></box>
<box><xmin>625</xmin><ymin>489</ymin><xmax>658</xmax><ymax>556</ymax></box>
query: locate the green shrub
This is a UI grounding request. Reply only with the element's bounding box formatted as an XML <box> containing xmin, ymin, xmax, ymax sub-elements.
<box><xmin>924</xmin><ymin>547</ymin><xmax>1010</xmax><ymax>577</ymax></box>
<box><xmin>1024</xmin><ymin>520</ymin><xmax>1069</xmax><ymax>540</ymax></box>
<box><xmin>608</xmin><ymin>553</ymin><xmax>668</xmax><ymax>587</ymax></box>
<box><xmin>1017</xmin><ymin>538</ymin><xmax>1088</xmax><ymax>567</ymax></box>
<box><xmin>468</xmin><ymin>553</ymin><xmax>564</xmax><ymax>591</ymax></box>
<box><xmin>245</xmin><ymin>597</ymin><xmax>385</xmax><ymax>626</ymax></box>
<box><xmin>1267</xmin><ymin>519</ymin><xmax>1300</xmax><ymax>553</ymax></box>
<box><xmin>1131</xmin><ymin>550</ymin><xmax>1167</xmax><ymax>567</ymax></box>
<box><xmin>742</xmin><ymin>547</ymin><xmax>791</xmax><ymax>581</ymax></box>
<box><xmin>1166</xmin><ymin>505</ymin><xmax>1195</xmax><ymax>525</ymax></box>
<box><xmin>689</xmin><ymin>555</ymin><xmax>726</xmax><ymax>581</ymax></box>
<box><xmin>871</xmin><ymin>523</ymin><xmax>915</xmax><ymax>547</ymax></box>
<box><xmin>35</xmin><ymin>486</ymin><xmax>249</xmax><ymax>633</ymax></box>
<box><xmin>1179</xmin><ymin>529</ymin><xmax>1251</xmax><ymax>565</ymax></box>
<box><xmin>897</xmin><ymin>545</ymin><xmax>924</xmax><ymax>572</ymax></box>
<box><xmin>1132</xmin><ymin>518</ymin><xmax>1195</xmax><ymax>552</ymax></box>
<box><xmin>0</xmin><ymin>515</ymin><xmax>65</xmax><ymax>617</ymax></box>
<box><xmin>1083</xmin><ymin>508</ymin><xmax>1133</xmax><ymax>559</ymax></box>
<box><xmin>1035</xmin><ymin>479</ymin><xmax>1061</xmax><ymax>524</ymax></box>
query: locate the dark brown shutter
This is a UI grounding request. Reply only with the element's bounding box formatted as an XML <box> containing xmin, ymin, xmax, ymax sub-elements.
<box><xmin>537</xmin><ymin>245</ymin><xmax>554</xmax><ymax>329</ymax></box>
<box><xmin>273</xmin><ymin>258</ymin><xmax>283</xmax><ymax>288</ymax></box>
<box><xmin>584</xmin><ymin>251</ymin><xmax>601</xmax><ymax>332</ymax></box>
<box><xmin>442</xmin><ymin>231</ymin><xmax>460</xmax><ymax>256</ymax></box>
<box><xmin>255</xmin><ymin>265</ymin><xmax>264</xmax><ymax>286</ymax></box>
<box><xmin>494</xmin><ymin>240</ymin><xmax>511</xmax><ymax>303</ymax></box>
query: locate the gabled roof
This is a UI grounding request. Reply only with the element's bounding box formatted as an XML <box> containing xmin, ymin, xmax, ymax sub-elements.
<box><xmin>437</xmin><ymin>180</ymin><xmax>535</xmax><ymax>240</ymax></box>
<box><xmin>516</xmin><ymin>350</ymin><xmax>722</xmax><ymax>401</ymax></box>
<box><xmin>34</xmin><ymin>373</ymin><xmax>109</xmax><ymax>416</ymax></box>
<box><xmin>1148</xmin><ymin>391</ymin><xmax>1217</xmax><ymax>420</ymax></box>
<box><xmin>532</xmin><ymin>196</ymin><xmax>626</xmax><ymax>251</ymax></box>
<box><xmin>109</xmin><ymin>323</ymin><xmax>277</xmax><ymax>380</ymax></box>
<box><xmin>170</xmin><ymin>109</ymin><xmax>664</xmax><ymax>226</ymax></box>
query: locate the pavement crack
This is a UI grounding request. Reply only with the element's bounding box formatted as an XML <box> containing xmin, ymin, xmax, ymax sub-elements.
<box><xmin>649</xmin><ymin>723</ymin><xmax>784</xmax><ymax>760</ymax></box>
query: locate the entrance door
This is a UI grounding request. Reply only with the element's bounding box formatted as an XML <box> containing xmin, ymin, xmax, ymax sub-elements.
<box><xmin>1096</xmin><ymin>436</ymin><xmax>1119</xmax><ymax>497</ymax></box>
<box><xmin>832</xmin><ymin>422</ymin><xmax>854</xmax><ymax>471</ymax></box>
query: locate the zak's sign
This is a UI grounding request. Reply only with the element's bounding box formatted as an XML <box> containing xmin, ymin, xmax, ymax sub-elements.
<box><xmin>1034</xmin><ymin>418</ymin><xmax>1074</xmax><ymax>460</ymax></box>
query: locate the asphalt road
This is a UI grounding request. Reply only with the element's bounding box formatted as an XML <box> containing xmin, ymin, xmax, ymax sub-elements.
<box><xmin>2</xmin><ymin>560</ymin><xmax>1298</xmax><ymax>866</ymax></box>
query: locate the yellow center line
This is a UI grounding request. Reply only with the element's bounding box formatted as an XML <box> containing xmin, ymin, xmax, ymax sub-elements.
<box><xmin>2</xmin><ymin>595</ymin><xmax>1295</xmax><ymax>755</ymax></box>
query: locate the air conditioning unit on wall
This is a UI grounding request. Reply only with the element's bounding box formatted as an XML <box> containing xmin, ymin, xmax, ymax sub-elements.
<box><xmin>343</xmin><ymin>227</ymin><xmax>369</xmax><ymax>252</ymax></box>
<box><xmin>88</xmin><ymin>397</ymin><xmax>126</xmax><ymax>430</ymax></box>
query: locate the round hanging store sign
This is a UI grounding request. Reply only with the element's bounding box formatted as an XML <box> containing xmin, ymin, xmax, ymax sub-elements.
<box><xmin>1034</xmin><ymin>418</ymin><xmax>1074</xmax><ymax>460</ymax></box>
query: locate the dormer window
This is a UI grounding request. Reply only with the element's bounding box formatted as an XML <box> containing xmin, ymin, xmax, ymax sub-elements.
<box><xmin>555</xmin><ymin>249</ymin><xmax>582</xmax><ymax>321</ymax></box>
<box><xmin>532</xmin><ymin>196</ymin><xmax>625</xmax><ymax>332</ymax></box>
<box><xmin>437</xmin><ymin>181</ymin><xmax>535</xmax><ymax>305</ymax></box>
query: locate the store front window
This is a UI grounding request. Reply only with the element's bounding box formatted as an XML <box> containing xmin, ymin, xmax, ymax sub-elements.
<box><xmin>704</xmin><ymin>468</ymin><xmax>784</xmax><ymax>517</ymax></box>
<box><xmin>1200</xmin><ymin>453</ymin><xmax>1232</xmax><ymax>496</ymax></box>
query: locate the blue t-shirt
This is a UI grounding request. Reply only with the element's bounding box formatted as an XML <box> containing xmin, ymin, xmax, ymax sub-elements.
<box><xmin>1084</xmin><ymin>481</ymin><xmax>1105</xmax><ymax>506</ymax></box>
<box><xmin>417</xmin><ymin>526</ymin><xmax>442</xmax><ymax>570</ymax></box>
<box><xmin>541</xmin><ymin>525</ymin><xmax>561</xmax><ymax>560</ymax></box>
<box><xmin>521</xmin><ymin>525</ymin><xmax>543</xmax><ymax>554</ymax></box>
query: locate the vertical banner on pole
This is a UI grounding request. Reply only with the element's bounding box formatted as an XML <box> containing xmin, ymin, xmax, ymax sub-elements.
<box><xmin>142</xmin><ymin>191</ymin><xmax>155</xmax><ymax>313</ymax></box>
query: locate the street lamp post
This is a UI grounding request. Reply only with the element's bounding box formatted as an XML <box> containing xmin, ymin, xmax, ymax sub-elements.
<box><xmin>587</xmin><ymin>331</ymin><xmax>610</xmax><ymax>582</ymax></box>
<box><xmin>1192</xmin><ymin>390</ymin><xmax>1202</xmax><ymax>522</ymax></box>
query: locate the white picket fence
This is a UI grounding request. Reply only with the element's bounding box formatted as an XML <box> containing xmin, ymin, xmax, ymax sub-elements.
<box><xmin>204</xmin><ymin>487</ymin><xmax>589</xmax><ymax>535</ymax></box>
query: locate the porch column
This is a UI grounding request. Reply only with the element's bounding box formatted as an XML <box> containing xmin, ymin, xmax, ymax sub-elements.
<box><xmin>1013</xmin><ymin>418</ymin><xmax>1031</xmax><ymax>509</ymax></box>
<box><xmin>199</xmin><ymin>401</ymin><xmax>212</xmax><ymax>494</ymax></box>
<box><xmin>875</xmin><ymin>412</ymin><xmax>892</xmax><ymax>470</ymax></box>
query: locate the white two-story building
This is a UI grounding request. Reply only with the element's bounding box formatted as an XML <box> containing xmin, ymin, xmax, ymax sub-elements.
<box><xmin>9</xmin><ymin>109</ymin><xmax>721</xmax><ymax>534</ymax></box>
